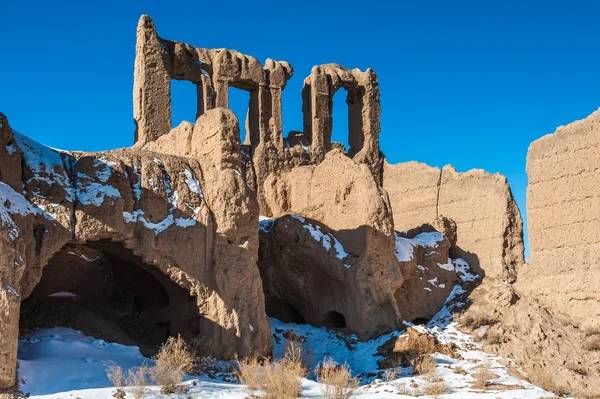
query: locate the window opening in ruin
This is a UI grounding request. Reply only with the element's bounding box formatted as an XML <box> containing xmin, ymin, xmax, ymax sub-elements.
<box><xmin>228</xmin><ymin>87</ymin><xmax>251</xmax><ymax>144</ymax></box>
<box><xmin>171</xmin><ymin>80</ymin><xmax>199</xmax><ymax>128</ymax></box>
<box><xmin>19</xmin><ymin>241</ymin><xmax>200</xmax><ymax>357</ymax></box>
<box><xmin>331</xmin><ymin>89</ymin><xmax>350</xmax><ymax>152</ymax></box>
<box><xmin>322</xmin><ymin>311</ymin><xmax>346</xmax><ymax>329</ymax></box>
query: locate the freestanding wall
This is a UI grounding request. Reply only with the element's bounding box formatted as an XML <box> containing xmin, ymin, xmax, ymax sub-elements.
<box><xmin>521</xmin><ymin>108</ymin><xmax>600</xmax><ymax>330</ymax></box>
<box><xmin>383</xmin><ymin>161</ymin><xmax>525</xmax><ymax>281</ymax></box>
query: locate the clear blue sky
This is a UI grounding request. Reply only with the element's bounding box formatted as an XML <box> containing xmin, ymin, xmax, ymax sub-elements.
<box><xmin>2</xmin><ymin>1</ymin><xmax>600</xmax><ymax>257</ymax></box>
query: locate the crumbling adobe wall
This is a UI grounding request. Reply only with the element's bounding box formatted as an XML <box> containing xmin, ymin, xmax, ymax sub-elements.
<box><xmin>520</xmin><ymin>108</ymin><xmax>600</xmax><ymax>331</ymax></box>
<box><xmin>383</xmin><ymin>161</ymin><xmax>525</xmax><ymax>281</ymax></box>
<box><xmin>0</xmin><ymin>113</ymin><xmax>271</xmax><ymax>389</ymax></box>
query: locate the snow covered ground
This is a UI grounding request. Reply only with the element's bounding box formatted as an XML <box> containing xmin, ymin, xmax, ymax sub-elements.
<box><xmin>17</xmin><ymin>259</ymin><xmax>560</xmax><ymax>399</ymax></box>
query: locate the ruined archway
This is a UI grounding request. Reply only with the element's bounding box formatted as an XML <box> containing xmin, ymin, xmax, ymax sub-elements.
<box><xmin>19</xmin><ymin>240</ymin><xmax>201</xmax><ymax>356</ymax></box>
<box><xmin>258</xmin><ymin>215</ymin><xmax>356</xmax><ymax>331</ymax></box>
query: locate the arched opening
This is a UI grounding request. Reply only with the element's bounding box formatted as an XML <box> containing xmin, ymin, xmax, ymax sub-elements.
<box><xmin>265</xmin><ymin>297</ymin><xmax>306</xmax><ymax>324</ymax></box>
<box><xmin>331</xmin><ymin>89</ymin><xmax>350</xmax><ymax>152</ymax></box>
<box><xmin>322</xmin><ymin>311</ymin><xmax>346</xmax><ymax>329</ymax></box>
<box><xmin>19</xmin><ymin>240</ymin><xmax>200</xmax><ymax>356</ymax></box>
<box><xmin>171</xmin><ymin>80</ymin><xmax>200</xmax><ymax>128</ymax></box>
<box><xmin>228</xmin><ymin>86</ymin><xmax>252</xmax><ymax>145</ymax></box>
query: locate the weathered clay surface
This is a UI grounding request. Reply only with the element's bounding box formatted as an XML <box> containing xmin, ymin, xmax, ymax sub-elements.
<box><xmin>383</xmin><ymin>161</ymin><xmax>525</xmax><ymax>281</ymax></box>
<box><xmin>521</xmin><ymin>108</ymin><xmax>600</xmax><ymax>331</ymax></box>
<box><xmin>0</xmin><ymin>113</ymin><xmax>271</xmax><ymax>388</ymax></box>
<box><xmin>258</xmin><ymin>214</ymin><xmax>458</xmax><ymax>339</ymax></box>
<box><xmin>465</xmin><ymin>283</ymin><xmax>600</xmax><ymax>397</ymax></box>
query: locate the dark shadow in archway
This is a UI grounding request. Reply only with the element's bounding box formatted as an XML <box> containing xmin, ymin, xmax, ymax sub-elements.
<box><xmin>19</xmin><ymin>240</ymin><xmax>201</xmax><ymax>356</ymax></box>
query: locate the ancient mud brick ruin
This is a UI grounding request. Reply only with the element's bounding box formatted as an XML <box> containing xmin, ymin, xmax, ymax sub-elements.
<box><xmin>6</xmin><ymin>14</ymin><xmax>600</xmax><ymax>392</ymax></box>
<box><xmin>521</xmin><ymin>110</ymin><xmax>600</xmax><ymax>331</ymax></box>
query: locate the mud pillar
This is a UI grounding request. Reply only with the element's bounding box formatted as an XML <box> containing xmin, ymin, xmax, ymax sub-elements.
<box><xmin>196</xmin><ymin>74</ymin><xmax>216</xmax><ymax>120</ymax></box>
<box><xmin>0</xmin><ymin>286</ymin><xmax>20</xmax><ymax>389</ymax></box>
<box><xmin>305</xmin><ymin>67</ymin><xmax>332</xmax><ymax>161</ymax></box>
<box><xmin>133</xmin><ymin>15</ymin><xmax>173</xmax><ymax>146</ymax></box>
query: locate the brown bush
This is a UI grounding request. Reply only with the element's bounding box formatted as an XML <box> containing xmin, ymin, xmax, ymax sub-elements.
<box><xmin>317</xmin><ymin>357</ymin><xmax>359</xmax><ymax>399</ymax></box>
<box><xmin>460</xmin><ymin>312</ymin><xmax>498</xmax><ymax>330</ymax></box>
<box><xmin>106</xmin><ymin>364</ymin><xmax>126</xmax><ymax>399</ymax></box>
<box><xmin>126</xmin><ymin>366</ymin><xmax>148</xmax><ymax>399</ymax></box>
<box><xmin>528</xmin><ymin>366</ymin><xmax>557</xmax><ymax>393</ymax></box>
<box><xmin>236</xmin><ymin>357</ymin><xmax>265</xmax><ymax>391</ymax></box>
<box><xmin>412</xmin><ymin>355</ymin><xmax>437</xmax><ymax>376</ymax></box>
<box><xmin>472</xmin><ymin>362</ymin><xmax>494</xmax><ymax>389</ymax></box>
<box><xmin>149</xmin><ymin>335</ymin><xmax>194</xmax><ymax>394</ymax></box>
<box><xmin>383</xmin><ymin>368</ymin><xmax>398</xmax><ymax>382</ymax></box>
<box><xmin>263</xmin><ymin>359</ymin><xmax>305</xmax><ymax>399</ymax></box>
<box><xmin>585</xmin><ymin>335</ymin><xmax>600</xmax><ymax>351</ymax></box>
<box><xmin>423</xmin><ymin>379</ymin><xmax>451</xmax><ymax>395</ymax></box>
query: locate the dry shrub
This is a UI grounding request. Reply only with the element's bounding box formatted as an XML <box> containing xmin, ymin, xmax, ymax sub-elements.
<box><xmin>395</xmin><ymin>384</ymin><xmax>422</xmax><ymax>396</ymax></box>
<box><xmin>237</xmin><ymin>355</ymin><xmax>304</xmax><ymax>399</ymax></box>
<box><xmin>472</xmin><ymin>362</ymin><xmax>494</xmax><ymax>389</ymax></box>
<box><xmin>149</xmin><ymin>335</ymin><xmax>194</xmax><ymax>394</ymax></box>
<box><xmin>423</xmin><ymin>379</ymin><xmax>450</xmax><ymax>396</ymax></box>
<box><xmin>452</xmin><ymin>365</ymin><xmax>467</xmax><ymax>375</ymax></box>
<box><xmin>412</xmin><ymin>355</ymin><xmax>437</xmax><ymax>376</ymax></box>
<box><xmin>263</xmin><ymin>359</ymin><xmax>304</xmax><ymax>399</ymax></box>
<box><xmin>317</xmin><ymin>357</ymin><xmax>359</xmax><ymax>399</ymax></box>
<box><xmin>106</xmin><ymin>364</ymin><xmax>126</xmax><ymax>399</ymax></box>
<box><xmin>126</xmin><ymin>366</ymin><xmax>148</xmax><ymax>399</ymax></box>
<box><xmin>585</xmin><ymin>335</ymin><xmax>600</xmax><ymax>351</ymax></box>
<box><xmin>236</xmin><ymin>357</ymin><xmax>265</xmax><ymax>391</ymax></box>
<box><xmin>528</xmin><ymin>365</ymin><xmax>565</xmax><ymax>394</ymax></box>
<box><xmin>383</xmin><ymin>368</ymin><xmax>398</xmax><ymax>382</ymax></box>
<box><xmin>567</xmin><ymin>362</ymin><xmax>587</xmax><ymax>376</ymax></box>
<box><xmin>460</xmin><ymin>312</ymin><xmax>498</xmax><ymax>330</ymax></box>
<box><xmin>283</xmin><ymin>339</ymin><xmax>303</xmax><ymax>364</ymax></box>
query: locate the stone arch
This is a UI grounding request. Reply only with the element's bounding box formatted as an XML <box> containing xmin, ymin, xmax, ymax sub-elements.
<box><xmin>133</xmin><ymin>15</ymin><xmax>293</xmax><ymax>152</ymax></box>
<box><xmin>301</xmin><ymin>64</ymin><xmax>381</xmax><ymax>168</ymax></box>
<box><xmin>19</xmin><ymin>240</ymin><xmax>201</xmax><ymax>356</ymax></box>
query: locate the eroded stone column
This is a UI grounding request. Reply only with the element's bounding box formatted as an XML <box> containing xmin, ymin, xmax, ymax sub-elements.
<box><xmin>351</xmin><ymin>69</ymin><xmax>381</xmax><ymax>165</ymax></box>
<box><xmin>0</xmin><ymin>286</ymin><xmax>20</xmax><ymax>389</ymax></box>
<box><xmin>263</xmin><ymin>59</ymin><xmax>293</xmax><ymax>148</ymax></box>
<box><xmin>305</xmin><ymin>66</ymin><xmax>333</xmax><ymax>161</ymax></box>
<box><xmin>133</xmin><ymin>15</ymin><xmax>172</xmax><ymax>146</ymax></box>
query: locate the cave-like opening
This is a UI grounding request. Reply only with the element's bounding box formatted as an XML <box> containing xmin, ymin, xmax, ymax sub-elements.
<box><xmin>19</xmin><ymin>240</ymin><xmax>200</xmax><ymax>356</ymax></box>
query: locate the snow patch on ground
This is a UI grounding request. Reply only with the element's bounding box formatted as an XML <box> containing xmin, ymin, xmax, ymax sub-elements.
<box><xmin>17</xmin><ymin>258</ymin><xmax>556</xmax><ymax>399</ymax></box>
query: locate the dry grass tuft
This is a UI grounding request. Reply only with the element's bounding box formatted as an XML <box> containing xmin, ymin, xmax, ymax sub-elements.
<box><xmin>452</xmin><ymin>365</ymin><xmax>467</xmax><ymax>375</ymax></box>
<box><xmin>395</xmin><ymin>383</ymin><xmax>422</xmax><ymax>396</ymax></box>
<box><xmin>423</xmin><ymin>378</ymin><xmax>451</xmax><ymax>396</ymax></box>
<box><xmin>412</xmin><ymin>355</ymin><xmax>437</xmax><ymax>376</ymax></box>
<box><xmin>236</xmin><ymin>357</ymin><xmax>265</xmax><ymax>391</ymax></box>
<box><xmin>584</xmin><ymin>335</ymin><xmax>600</xmax><ymax>351</ymax></box>
<box><xmin>106</xmin><ymin>364</ymin><xmax>126</xmax><ymax>399</ymax></box>
<box><xmin>383</xmin><ymin>368</ymin><xmax>399</xmax><ymax>382</ymax></box>
<box><xmin>126</xmin><ymin>365</ymin><xmax>148</xmax><ymax>399</ymax></box>
<box><xmin>460</xmin><ymin>312</ymin><xmax>499</xmax><ymax>330</ymax></box>
<box><xmin>567</xmin><ymin>362</ymin><xmax>587</xmax><ymax>376</ymax></box>
<box><xmin>149</xmin><ymin>335</ymin><xmax>194</xmax><ymax>394</ymax></box>
<box><xmin>472</xmin><ymin>362</ymin><xmax>494</xmax><ymax>389</ymax></box>
<box><xmin>237</xmin><ymin>353</ymin><xmax>304</xmax><ymax>399</ymax></box>
<box><xmin>283</xmin><ymin>339</ymin><xmax>304</xmax><ymax>365</ymax></box>
<box><xmin>263</xmin><ymin>359</ymin><xmax>305</xmax><ymax>399</ymax></box>
<box><xmin>317</xmin><ymin>357</ymin><xmax>359</xmax><ymax>399</ymax></box>
<box><xmin>527</xmin><ymin>366</ymin><xmax>558</xmax><ymax>394</ymax></box>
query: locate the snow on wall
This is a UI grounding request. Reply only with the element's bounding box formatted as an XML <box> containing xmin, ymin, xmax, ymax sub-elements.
<box><xmin>394</xmin><ymin>231</ymin><xmax>444</xmax><ymax>262</ymax></box>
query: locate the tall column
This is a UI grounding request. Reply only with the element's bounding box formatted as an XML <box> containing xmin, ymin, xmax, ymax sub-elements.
<box><xmin>133</xmin><ymin>15</ymin><xmax>172</xmax><ymax>146</ymax></box>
